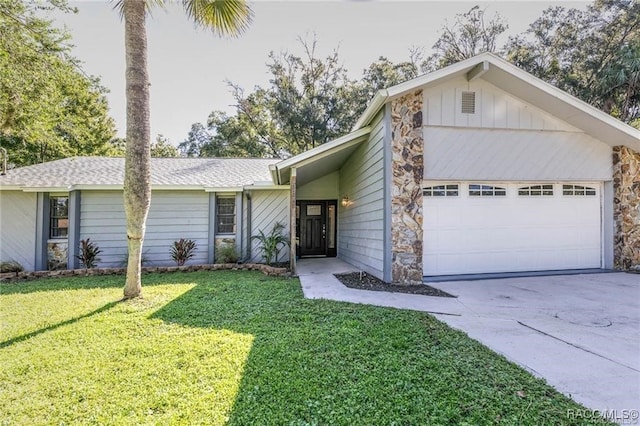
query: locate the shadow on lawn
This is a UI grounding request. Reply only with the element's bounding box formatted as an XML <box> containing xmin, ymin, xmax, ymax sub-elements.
<box><xmin>148</xmin><ymin>271</ymin><xmax>602</xmax><ymax>425</ymax></box>
<box><xmin>0</xmin><ymin>300</ymin><xmax>121</xmax><ymax>349</ymax></box>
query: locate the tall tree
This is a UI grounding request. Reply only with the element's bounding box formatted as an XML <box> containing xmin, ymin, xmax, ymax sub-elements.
<box><xmin>505</xmin><ymin>0</ymin><xmax>640</xmax><ymax>126</ymax></box>
<box><xmin>117</xmin><ymin>0</ymin><xmax>252</xmax><ymax>299</ymax></box>
<box><xmin>358</xmin><ymin>49</ymin><xmax>425</xmax><ymax>100</ymax></box>
<box><xmin>151</xmin><ymin>134</ymin><xmax>179</xmax><ymax>157</ymax></box>
<box><xmin>0</xmin><ymin>0</ymin><xmax>117</xmax><ymax>167</ymax></box>
<box><xmin>425</xmin><ymin>5</ymin><xmax>507</xmax><ymax>71</ymax></box>
<box><xmin>181</xmin><ymin>37</ymin><xmax>364</xmax><ymax>158</ymax></box>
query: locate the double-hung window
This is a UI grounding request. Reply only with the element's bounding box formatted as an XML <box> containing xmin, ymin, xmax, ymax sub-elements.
<box><xmin>216</xmin><ymin>197</ymin><xmax>235</xmax><ymax>234</ymax></box>
<box><xmin>50</xmin><ymin>196</ymin><xmax>69</xmax><ymax>238</ymax></box>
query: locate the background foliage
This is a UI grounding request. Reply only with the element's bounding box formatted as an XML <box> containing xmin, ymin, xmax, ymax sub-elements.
<box><xmin>0</xmin><ymin>0</ymin><xmax>117</xmax><ymax>167</ymax></box>
<box><xmin>182</xmin><ymin>0</ymin><xmax>638</xmax><ymax>159</ymax></box>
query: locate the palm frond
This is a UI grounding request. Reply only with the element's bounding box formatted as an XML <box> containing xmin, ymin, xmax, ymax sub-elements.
<box><xmin>182</xmin><ymin>0</ymin><xmax>253</xmax><ymax>37</ymax></box>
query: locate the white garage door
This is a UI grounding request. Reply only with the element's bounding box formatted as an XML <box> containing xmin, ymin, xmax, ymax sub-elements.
<box><xmin>423</xmin><ymin>182</ymin><xmax>602</xmax><ymax>276</ymax></box>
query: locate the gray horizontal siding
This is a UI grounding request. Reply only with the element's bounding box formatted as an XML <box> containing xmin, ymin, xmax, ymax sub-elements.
<box><xmin>80</xmin><ymin>190</ymin><xmax>210</xmax><ymax>268</ymax></box>
<box><xmin>0</xmin><ymin>191</ymin><xmax>37</xmax><ymax>270</ymax></box>
<box><xmin>338</xmin><ymin>110</ymin><xmax>385</xmax><ymax>279</ymax></box>
<box><xmin>248</xmin><ymin>190</ymin><xmax>290</xmax><ymax>264</ymax></box>
<box><xmin>424</xmin><ymin>127</ymin><xmax>612</xmax><ymax>181</ymax></box>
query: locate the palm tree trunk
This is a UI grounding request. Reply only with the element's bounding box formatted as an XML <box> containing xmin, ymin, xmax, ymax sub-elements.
<box><xmin>122</xmin><ymin>0</ymin><xmax>151</xmax><ymax>299</ymax></box>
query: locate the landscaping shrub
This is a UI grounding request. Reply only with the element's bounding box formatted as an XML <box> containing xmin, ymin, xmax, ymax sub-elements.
<box><xmin>170</xmin><ymin>239</ymin><xmax>197</xmax><ymax>266</ymax></box>
<box><xmin>216</xmin><ymin>243</ymin><xmax>238</xmax><ymax>263</ymax></box>
<box><xmin>76</xmin><ymin>239</ymin><xmax>102</xmax><ymax>268</ymax></box>
<box><xmin>0</xmin><ymin>260</ymin><xmax>23</xmax><ymax>273</ymax></box>
<box><xmin>252</xmin><ymin>222</ymin><xmax>289</xmax><ymax>266</ymax></box>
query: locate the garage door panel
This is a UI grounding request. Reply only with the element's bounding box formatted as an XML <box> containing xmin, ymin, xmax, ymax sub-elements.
<box><xmin>423</xmin><ymin>182</ymin><xmax>602</xmax><ymax>275</ymax></box>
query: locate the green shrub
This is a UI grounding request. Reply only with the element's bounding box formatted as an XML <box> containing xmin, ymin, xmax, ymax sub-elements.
<box><xmin>216</xmin><ymin>243</ymin><xmax>238</xmax><ymax>264</ymax></box>
<box><xmin>76</xmin><ymin>239</ymin><xmax>102</xmax><ymax>269</ymax></box>
<box><xmin>0</xmin><ymin>260</ymin><xmax>23</xmax><ymax>273</ymax></box>
<box><xmin>251</xmin><ymin>222</ymin><xmax>290</xmax><ymax>266</ymax></box>
<box><xmin>170</xmin><ymin>239</ymin><xmax>197</xmax><ymax>266</ymax></box>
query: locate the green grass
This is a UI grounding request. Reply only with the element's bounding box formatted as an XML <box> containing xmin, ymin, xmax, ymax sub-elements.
<box><xmin>0</xmin><ymin>271</ymin><xmax>609</xmax><ymax>425</ymax></box>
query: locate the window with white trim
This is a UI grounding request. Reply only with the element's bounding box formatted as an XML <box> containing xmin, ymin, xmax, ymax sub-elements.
<box><xmin>563</xmin><ymin>185</ymin><xmax>596</xmax><ymax>196</ymax></box>
<box><xmin>518</xmin><ymin>184</ymin><xmax>554</xmax><ymax>196</ymax></box>
<box><xmin>216</xmin><ymin>196</ymin><xmax>236</xmax><ymax>234</ymax></box>
<box><xmin>469</xmin><ymin>184</ymin><xmax>506</xmax><ymax>197</ymax></box>
<box><xmin>423</xmin><ymin>184</ymin><xmax>459</xmax><ymax>197</ymax></box>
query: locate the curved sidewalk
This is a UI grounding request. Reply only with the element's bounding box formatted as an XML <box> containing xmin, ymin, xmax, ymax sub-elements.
<box><xmin>297</xmin><ymin>258</ymin><xmax>640</xmax><ymax>416</ymax></box>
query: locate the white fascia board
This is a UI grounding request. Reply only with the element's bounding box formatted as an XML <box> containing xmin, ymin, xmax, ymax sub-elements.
<box><xmin>20</xmin><ymin>186</ymin><xmax>71</xmax><ymax>192</ymax></box>
<box><xmin>293</xmin><ymin>135</ymin><xmax>367</xmax><ymax>170</ymax></box>
<box><xmin>467</xmin><ymin>61</ymin><xmax>489</xmax><ymax>81</ymax></box>
<box><xmin>487</xmin><ymin>56</ymin><xmax>640</xmax><ymax>142</ymax></box>
<box><xmin>71</xmin><ymin>184</ymin><xmax>122</xmax><ymax>191</ymax></box>
<box><xmin>385</xmin><ymin>53</ymin><xmax>493</xmax><ymax>99</ymax></box>
<box><xmin>352</xmin><ymin>91</ymin><xmax>388</xmax><ymax>131</ymax></box>
<box><xmin>73</xmin><ymin>184</ymin><xmax>209</xmax><ymax>191</ymax></box>
<box><xmin>351</xmin><ymin>54</ymin><xmax>496</xmax><ymax>131</ymax></box>
<box><xmin>355</xmin><ymin>51</ymin><xmax>639</xmax><ymax>145</ymax></box>
<box><xmin>244</xmin><ymin>185</ymin><xmax>290</xmax><ymax>191</ymax></box>
<box><xmin>0</xmin><ymin>185</ymin><xmax>23</xmax><ymax>191</ymax></box>
<box><xmin>275</xmin><ymin>126</ymin><xmax>372</xmax><ymax>171</ymax></box>
<box><xmin>268</xmin><ymin>164</ymin><xmax>280</xmax><ymax>185</ymax></box>
<box><xmin>150</xmin><ymin>185</ymin><xmax>208</xmax><ymax>191</ymax></box>
<box><xmin>204</xmin><ymin>186</ymin><xmax>243</xmax><ymax>193</ymax></box>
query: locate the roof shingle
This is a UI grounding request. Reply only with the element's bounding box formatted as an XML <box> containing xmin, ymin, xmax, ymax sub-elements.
<box><xmin>0</xmin><ymin>157</ymin><xmax>279</xmax><ymax>189</ymax></box>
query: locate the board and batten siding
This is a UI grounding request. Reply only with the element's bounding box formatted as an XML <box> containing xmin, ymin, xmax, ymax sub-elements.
<box><xmin>338</xmin><ymin>110</ymin><xmax>385</xmax><ymax>279</ymax></box>
<box><xmin>423</xmin><ymin>76</ymin><xmax>580</xmax><ymax>131</ymax></box>
<box><xmin>80</xmin><ymin>190</ymin><xmax>210</xmax><ymax>267</ymax></box>
<box><xmin>421</xmin><ymin>76</ymin><xmax>612</xmax><ymax>181</ymax></box>
<box><xmin>247</xmin><ymin>189</ymin><xmax>290</xmax><ymax>263</ymax></box>
<box><xmin>0</xmin><ymin>191</ymin><xmax>37</xmax><ymax>270</ymax></box>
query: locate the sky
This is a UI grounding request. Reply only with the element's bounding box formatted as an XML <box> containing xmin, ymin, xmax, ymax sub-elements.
<box><xmin>49</xmin><ymin>0</ymin><xmax>589</xmax><ymax>145</ymax></box>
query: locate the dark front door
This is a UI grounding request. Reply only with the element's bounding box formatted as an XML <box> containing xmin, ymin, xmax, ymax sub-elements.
<box><xmin>297</xmin><ymin>201</ymin><xmax>337</xmax><ymax>257</ymax></box>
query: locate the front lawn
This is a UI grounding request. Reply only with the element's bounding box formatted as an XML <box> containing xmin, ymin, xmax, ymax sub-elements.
<box><xmin>0</xmin><ymin>271</ymin><xmax>608</xmax><ymax>425</ymax></box>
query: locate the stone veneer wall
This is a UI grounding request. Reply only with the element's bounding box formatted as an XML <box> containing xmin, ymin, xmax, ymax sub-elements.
<box><xmin>47</xmin><ymin>241</ymin><xmax>68</xmax><ymax>270</ymax></box>
<box><xmin>613</xmin><ymin>146</ymin><xmax>640</xmax><ymax>270</ymax></box>
<box><xmin>390</xmin><ymin>90</ymin><xmax>424</xmax><ymax>284</ymax></box>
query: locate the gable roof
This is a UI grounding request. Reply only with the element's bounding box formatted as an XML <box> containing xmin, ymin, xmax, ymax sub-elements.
<box><xmin>0</xmin><ymin>157</ymin><xmax>279</xmax><ymax>192</ymax></box>
<box><xmin>271</xmin><ymin>126</ymin><xmax>371</xmax><ymax>185</ymax></box>
<box><xmin>354</xmin><ymin>52</ymin><xmax>640</xmax><ymax>151</ymax></box>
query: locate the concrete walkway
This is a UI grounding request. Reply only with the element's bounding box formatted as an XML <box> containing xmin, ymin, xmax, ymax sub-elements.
<box><xmin>297</xmin><ymin>258</ymin><xmax>640</xmax><ymax>414</ymax></box>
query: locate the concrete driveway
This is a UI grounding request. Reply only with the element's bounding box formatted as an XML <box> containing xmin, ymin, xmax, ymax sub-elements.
<box><xmin>430</xmin><ymin>273</ymin><xmax>640</xmax><ymax>414</ymax></box>
<box><xmin>297</xmin><ymin>259</ymin><xmax>640</xmax><ymax>414</ymax></box>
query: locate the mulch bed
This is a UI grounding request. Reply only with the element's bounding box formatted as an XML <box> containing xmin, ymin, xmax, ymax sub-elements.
<box><xmin>334</xmin><ymin>272</ymin><xmax>455</xmax><ymax>298</ymax></box>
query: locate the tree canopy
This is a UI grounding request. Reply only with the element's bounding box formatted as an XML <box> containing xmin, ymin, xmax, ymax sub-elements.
<box><xmin>179</xmin><ymin>37</ymin><xmax>417</xmax><ymax>159</ymax></box>
<box><xmin>184</xmin><ymin>2</ymin><xmax>638</xmax><ymax>159</ymax></box>
<box><xmin>0</xmin><ymin>0</ymin><xmax>117</xmax><ymax>167</ymax></box>
<box><xmin>505</xmin><ymin>0</ymin><xmax>639</xmax><ymax>127</ymax></box>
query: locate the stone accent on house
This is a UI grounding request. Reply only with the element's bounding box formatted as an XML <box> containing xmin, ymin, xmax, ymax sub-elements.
<box><xmin>215</xmin><ymin>237</ymin><xmax>237</xmax><ymax>263</ymax></box>
<box><xmin>47</xmin><ymin>240</ymin><xmax>68</xmax><ymax>270</ymax></box>
<box><xmin>390</xmin><ymin>90</ymin><xmax>424</xmax><ymax>284</ymax></box>
<box><xmin>613</xmin><ymin>146</ymin><xmax>640</xmax><ymax>270</ymax></box>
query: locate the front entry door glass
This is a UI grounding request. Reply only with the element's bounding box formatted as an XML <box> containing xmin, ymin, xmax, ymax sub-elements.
<box><xmin>297</xmin><ymin>200</ymin><xmax>337</xmax><ymax>257</ymax></box>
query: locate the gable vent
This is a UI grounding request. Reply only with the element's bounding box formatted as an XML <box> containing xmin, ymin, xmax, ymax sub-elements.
<box><xmin>461</xmin><ymin>91</ymin><xmax>476</xmax><ymax>114</ymax></box>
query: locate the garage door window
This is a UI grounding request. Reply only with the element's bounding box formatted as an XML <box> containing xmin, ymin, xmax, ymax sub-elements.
<box><xmin>469</xmin><ymin>184</ymin><xmax>506</xmax><ymax>197</ymax></box>
<box><xmin>518</xmin><ymin>184</ymin><xmax>554</xmax><ymax>196</ymax></box>
<box><xmin>563</xmin><ymin>185</ymin><xmax>596</xmax><ymax>196</ymax></box>
<box><xmin>424</xmin><ymin>184</ymin><xmax>458</xmax><ymax>197</ymax></box>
